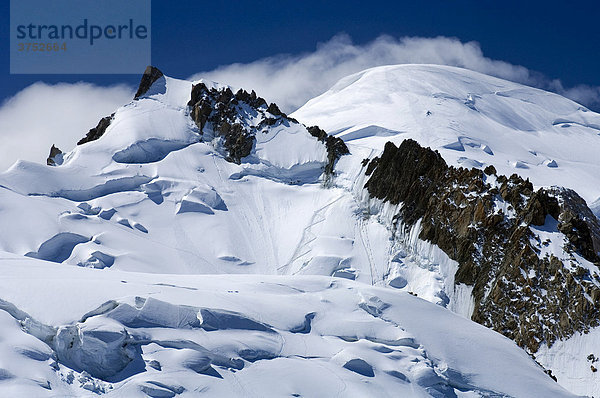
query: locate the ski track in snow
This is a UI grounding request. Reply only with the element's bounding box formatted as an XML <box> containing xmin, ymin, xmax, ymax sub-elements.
<box><xmin>281</xmin><ymin>195</ymin><xmax>344</xmax><ymax>275</ymax></box>
<box><xmin>358</xmin><ymin>215</ymin><xmax>377</xmax><ymax>285</ymax></box>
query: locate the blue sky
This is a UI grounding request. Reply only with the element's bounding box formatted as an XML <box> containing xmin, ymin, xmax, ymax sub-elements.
<box><xmin>1</xmin><ymin>0</ymin><xmax>600</xmax><ymax>101</ymax></box>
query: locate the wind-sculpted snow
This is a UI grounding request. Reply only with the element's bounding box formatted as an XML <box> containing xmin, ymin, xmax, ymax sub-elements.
<box><xmin>51</xmin><ymin>176</ymin><xmax>156</xmax><ymax>202</ymax></box>
<box><xmin>54</xmin><ymin>318</ymin><xmax>142</xmax><ymax>381</ymax></box>
<box><xmin>112</xmin><ymin>139</ymin><xmax>193</xmax><ymax>164</ymax></box>
<box><xmin>0</xmin><ymin>255</ymin><xmax>576</xmax><ymax>397</ymax></box>
<box><xmin>176</xmin><ymin>186</ymin><xmax>227</xmax><ymax>215</ymax></box>
<box><xmin>79</xmin><ymin>251</ymin><xmax>116</xmax><ymax>268</ymax></box>
<box><xmin>293</xmin><ymin>64</ymin><xmax>600</xmax><ymax>204</ymax></box>
<box><xmin>25</xmin><ymin>233</ymin><xmax>90</xmax><ymax>263</ymax></box>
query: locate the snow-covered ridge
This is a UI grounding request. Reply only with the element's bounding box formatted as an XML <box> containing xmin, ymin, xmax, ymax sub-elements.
<box><xmin>0</xmin><ymin>68</ymin><xmax>341</xmax><ymax>274</ymax></box>
<box><xmin>293</xmin><ymin>64</ymin><xmax>600</xmax><ymax>206</ymax></box>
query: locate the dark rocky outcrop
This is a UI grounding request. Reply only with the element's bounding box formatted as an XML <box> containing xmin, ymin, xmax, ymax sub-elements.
<box><xmin>187</xmin><ymin>83</ymin><xmax>348</xmax><ymax>171</ymax></box>
<box><xmin>306</xmin><ymin>126</ymin><xmax>350</xmax><ymax>176</ymax></box>
<box><xmin>365</xmin><ymin>139</ymin><xmax>600</xmax><ymax>352</ymax></box>
<box><xmin>77</xmin><ymin>66</ymin><xmax>163</xmax><ymax>146</ymax></box>
<box><xmin>187</xmin><ymin>83</ymin><xmax>266</xmax><ymax>163</ymax></box>
<box><xmin>77</xmin><ymin>114</ymin><xmax>114</xmax><ymax>145</ymax></box>
<box><xmin>46</xmin><ymin>145</ymin><xmax>63</xmax><ymax>166</ymax></box>
<box><xmin>77</xmin><ymin>66</ymin><xmax>164</xmax><ymax>146</ymax></box>
<box><xmin>134</xmin><ymin>66</ymin><xmax>164</xmax><ymax>99</ymax></box>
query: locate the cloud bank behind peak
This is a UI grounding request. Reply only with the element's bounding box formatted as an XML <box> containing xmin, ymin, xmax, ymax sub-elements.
<box><xmin>0</xmin><ymin>83</ymin><xmax>133</xmax><ymax>172</ymax></box>
<box><xmin>191</xmin><ymin>34</ymin><xmax>600</xmax><ymax>113</ymax></box>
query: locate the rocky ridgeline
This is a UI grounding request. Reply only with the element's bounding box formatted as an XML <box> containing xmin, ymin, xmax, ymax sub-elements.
<box><xmin>188</xmin><ymin>82</ymin><xmax>348</xmax><ymax>171</ymax></box>
<box><xmin>187</xmin><ymin>82</ymin><xmax>275</xmax><ymax>163</ymax></box>
<box><xmin>305</xmin><ymin>125</ymin><xmax>350</xmax><ymax>176</ymax></box>
<box><xmin>67</xmin><ymin>66</ymin><xmax>347</xmax><ymax>176</ymax></box>
<box><xmin>365</xmin><ymin>139</ymin><xmax>600</xmax><ymax>352</ymax></box>
<box><xmin>77</xmin><ymin>114</ymin><xmax>114</xmax><ymax>146</ymax></box>
<box><xmin>134</xmin><ymin>65</ymin><xmax>164</xmax><ymax>100</ymax></box>
<box><xmin>76</xmin><ymin>66</ymin><xmax>164</xmax><ymax>147</ymax></box>
<box><xmin>46</xmin><ymin>144</ymin><xmax>63</xmax><ymax>166</ymax></box>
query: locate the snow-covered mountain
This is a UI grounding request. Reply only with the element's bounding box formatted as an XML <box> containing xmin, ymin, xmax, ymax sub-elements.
<box><xmin>293</xmin><ymin>64</ymin><xmax>600</xmax><ymax>205</ymax></box>
<box><xmin>294</xmin><ymin>65</ymin><xmax>600</xmax><ymax>396</ymax></box>
<box><xmin>0</xmin><ymin>64</ymin><xmax>598</xmax><ymax>397</ymax></box>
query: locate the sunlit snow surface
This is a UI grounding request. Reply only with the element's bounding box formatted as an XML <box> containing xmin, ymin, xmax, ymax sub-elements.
<box><xmin>0</xmin><ymin>253</ymin><xmax>574</xmax><ymax>397</ymax></box>
<box><xmin>293</xmin><ymin>64</ymin><xmax>600</xmax><ymax>205</ymax></box>
<box><xmin>0</xmin><ymin>65</ymin><xmax>595</xmax><ymax>396</ymax></box>
<box><xmin>293</xmin><ymin>65</ymin><xmax>600</xmax><ymax>396</ymax></box>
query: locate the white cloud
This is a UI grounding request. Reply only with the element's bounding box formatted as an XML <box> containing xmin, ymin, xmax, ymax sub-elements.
<box><xmin>552</xmin><ymin>82</ymin><xmax>600</xmax><ymax>111</ymax></box>
<box><xmin>0</xmin><ymin>83</ymin><xmax>133</xmax><ymax>172</ymax></box>
<box><xmin>191</xmin><ymin>34</ymin><xmax>600</xmax><ymax>113</ymax></box>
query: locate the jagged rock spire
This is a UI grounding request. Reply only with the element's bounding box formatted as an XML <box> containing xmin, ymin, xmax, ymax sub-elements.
<box><xmin>134</xmin><ymin>66</ymin><xmax>164</xmax><ymax>99</ymax></box>
<box><xmin>46</xmin><ymin>144</ymin><xmax>63</xmax><ymax>166</ymax></box>
<box><xmin>77</xmin><ymin>114</ymin><xmax>114</xmax><ymax>146</ymax></box>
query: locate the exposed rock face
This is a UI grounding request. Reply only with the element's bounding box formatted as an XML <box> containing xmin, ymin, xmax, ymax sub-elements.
<box><xmin>306</xmin><ymin>126</ymin><xmax>350</xmax><ymax>176</ymax></box>
<box><xmin>77</xmin><ymin>66</ymin><xmax>163</xmax><ymax>146</ymax></box>
<box><xmin>365</xmin><ymin>139</ymin><xmax>600</xmax><ymax>352</ymax></box>
<box><xmin>187</xmin><ymin>83</ymin><xmax>263</xmax><ymax>163</ymax></box>
<box><xmin>187</xmin><ymin>83</ymin><xmax>348</xmax><ymax>169</ymax></box>
<box><xmin>77</xmin><ymin>114</ymin><xmax>114</xmax><ymax>146</ymax></box>
<box><xmin>46</xmin><ymin>145</ymin><xmax>63</xmax><ymax>166</ymax></box>
<box><xmin>134</xmin><ymin>66</ymin><xmax>164</xmax><ymax>99</ymax></box>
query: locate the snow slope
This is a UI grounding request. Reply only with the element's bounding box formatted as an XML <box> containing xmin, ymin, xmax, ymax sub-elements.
<box><xmin>293</xmin><ymin>64</ymin><xmax>600</xmax><ymax>205</ymax></box>
<box><xmin>0</xmin><ymin>65</ymin><xmax>596</xmax><ymax>396</ymax></box>
<box><xmin>293</xmin><ymin>64</ymin><xmax>600</xmax><ymax>396</ymax></box>
<box><xmin>0</xmin><ymin>251</ymin><xmax>575</xmax><ymax>397</ymax></box>
<box><xmin>0</xmin><ymin>73</ymin><xmax>395</xmax><ymax>289</ymax></box>
<box><xmin>0</xmin><ymin>76</ymin><xmax>334</xmax><ymax>276</ymax></box>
